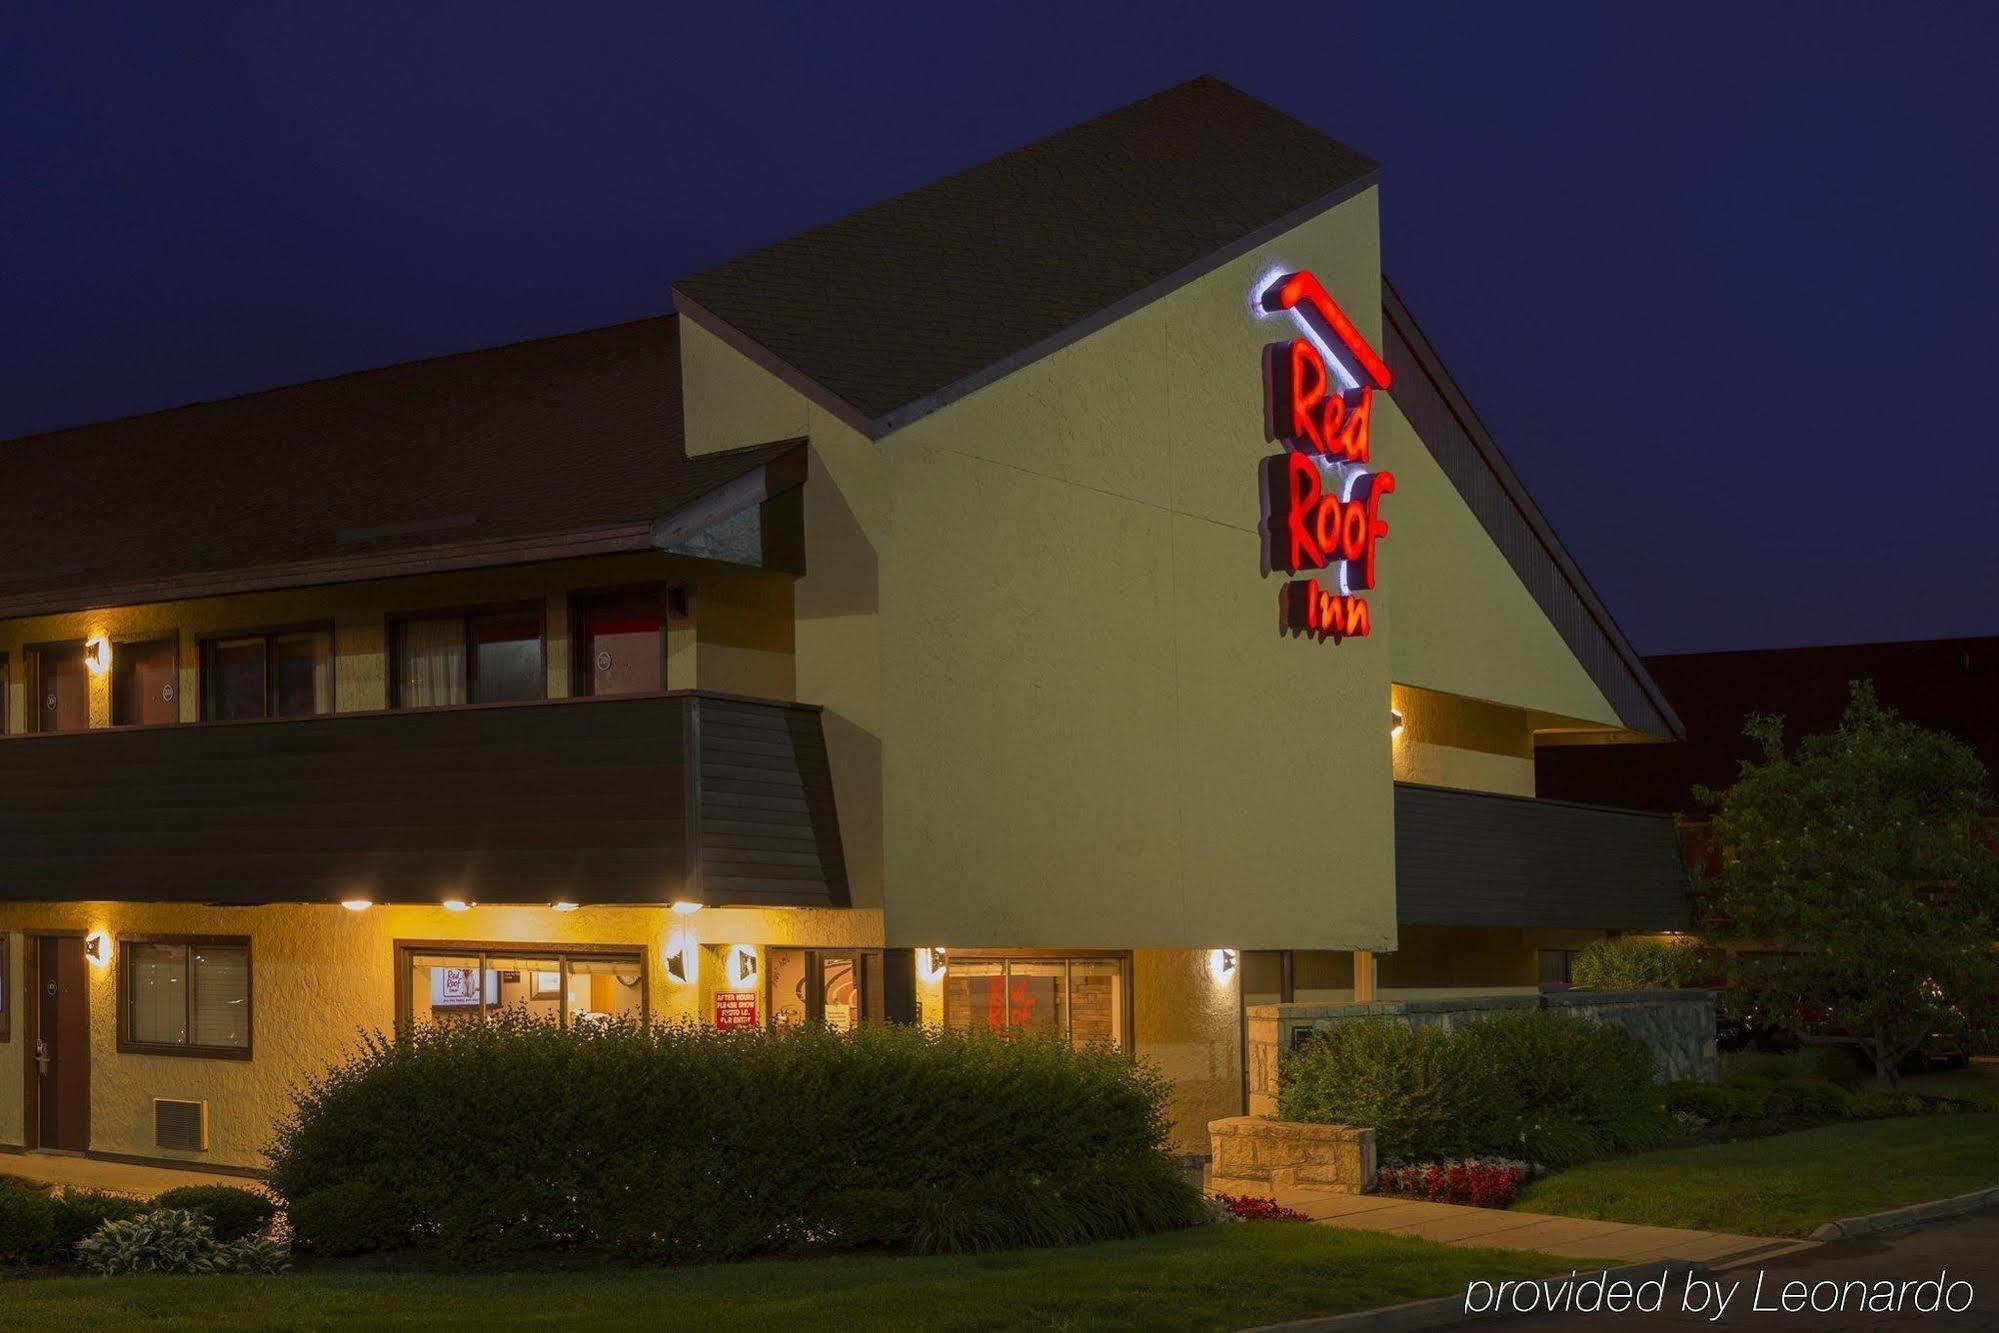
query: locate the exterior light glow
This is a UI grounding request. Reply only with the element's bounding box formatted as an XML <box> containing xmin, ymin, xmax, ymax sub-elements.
<box><xmin>443</xmin><ymin>899</ymin><xmax>471</xmax><ymax>912</ymax></box>
<box><xmin>1391</xmin><ymin>709</ymin><xmax>1404</xmax><ymax>737</ymax></box>
<box><xmin>670</xmin><ymin>901</ymin><xmax>703</xmax><ymax>915</ymax></box>
<box><xmin>550</xmin><ymin>901</ymin><xmax>580</xmax><ymax>912</ymax></box>
<box><xmin>1208</xmin><ymin>948</ymin><xmax>1238</xmax><ymax>982</ymax></box>
<box><xmin>85</xmin><ymin>931</ymin><xmax>112</xmax><ymax>966</ymax></box>
<box><xmin>83</xmin><ymin>637</ymin><xmax>110</xmax><ymax>675</ymax></box>
<box><xmin>726</xmin><ymin>943</ymin><xmax>759</xmax><ymax>988</ymax></box>
<box><xmin>340</xmin><ymin>899</ymin><xmax>372</xmax><ymax>912</ymax></box>
<box><xmin>916</xmin><ymin>947</ymin><xmax>948</xmax><ymax>983</ymax></box>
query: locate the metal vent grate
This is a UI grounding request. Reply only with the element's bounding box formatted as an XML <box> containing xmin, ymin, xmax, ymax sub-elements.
<box><xmin>153</xmin><ymin>1098</ymin><xmax>209</xmax><ymax>1152</ymax></box>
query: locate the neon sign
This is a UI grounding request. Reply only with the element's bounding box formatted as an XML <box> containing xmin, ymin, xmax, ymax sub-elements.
<box><xmin>1254</xmin><ymin>269</ymin><xmax>1395</xmax><ymax>642</ymax></box>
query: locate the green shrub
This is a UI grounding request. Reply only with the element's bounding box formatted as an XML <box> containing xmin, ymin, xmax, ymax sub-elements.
<box><xmin>0</xmin><ymin>1183</ymin><xmax>59</xmax><ymax>1264</ymax></box>
<box><xmin>1781</xmin><ymin>1079</ymin><xmax>1854</xmax><ymax>1118</ymax></box>
<box><xmin>270</xmin><ymin>1015</ymin><xmax>1203</xmax><ymax>1261</ymax></box>
<box><xmin>1278</xmin><ymin>1020</ymin><xmax>1503</xmax><ymax>1159</ymax></box>
<box><xmin>1850</xmin><ymin>1091</ymin><xmax>1932</xmax><ymax>1120</ymax></box>
<box><xmin>1516</xmin><ymin>1116</ymin><xmax>1605</xmax><ymax>1169</ymax></box>
<box><xmin>1663</xmin><ymin>1082</ymin><xmax>1766</xmax><ymax>1122</ymax></box>
<box><xmin>1569</xmin><ymin>936</ymin><xmax>1707</xmax><ymax>990</ymax></box>
<box><xmin>0</xmin><ymin>1182</ymin><xmax>145</xmax><ymax>1264</ymax></box>
<box><xmin>1601</xmin><ymin>1106</ymin><xmax>1679</xmax><ymax>1154</ymax></box>
<box><xmin>286</xmin><ymin>1181</ymin><xmax>406</xmax><ymax>1256</ymax></box>
<box><xmin>149</xmin><ymin>1186</ymin><xmax>274</xmax><ymax>1244</ymax></box>
<box><xmin>1279</xmin><ymin>1012</ymin><xmax>1659</xmax><ymax>1168</ymax></box>
<box><xmin>74</xmin><ymin>1208</ymin><xmax>290</xmax><ymax>1276</ymax></box>
<box><xmin>1721</xmin><ymin>1047</ymin><xmax>1869</xmax><ymax>1090</ymax></box>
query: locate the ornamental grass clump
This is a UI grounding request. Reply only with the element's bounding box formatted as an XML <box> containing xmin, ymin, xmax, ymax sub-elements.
<box><xmin>268</xmin><ymin>1012</ymin><xmax>1203</xmax><ymax>1262</ymax></box>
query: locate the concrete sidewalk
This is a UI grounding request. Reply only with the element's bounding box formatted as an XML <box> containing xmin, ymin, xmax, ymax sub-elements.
<box><xmin>1</xmin><ymin>1152</ymin><xmax>262</xmax><ymax>1197</ymax></box>
<box><xmin>1215</xmin><ymin>1179</ymin><xmax>1816</xmax><ymax>1271</ymax></box>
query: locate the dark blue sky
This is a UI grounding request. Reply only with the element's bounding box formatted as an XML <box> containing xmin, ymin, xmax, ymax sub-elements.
<box><xmin>5</xmin><ymin>2</ymin><xmax>1995</xmax><ymax>654</ymax></box>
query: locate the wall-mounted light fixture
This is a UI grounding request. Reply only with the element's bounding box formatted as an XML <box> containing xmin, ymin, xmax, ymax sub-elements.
<box><xmin>340</xmin><ymin>898</ymin><xmax>372</xmax><ymax>913</ymax></box>
<box><xmin>83</xmin><ymin>637</ymin><xmax>110</xmax><ymax>675</ymax></box>
<box><xmin>670</xmin><ymin>900</ymin><xmax>703</xmax><ymax>916</ymax></box>
<box><xmin>85</xmin><ymin>931</ymin><xmax>111</xmax><ymax>966</ymax></box>
<box><xmin>443</xmin><ymin>899</ymin><xmax>471</xmax><ymax>912</ymax></box>
<box><xmin>917</xmin><ymin>947</ymin><xmax>948</xmax><ymax>983</ymax></box>
<box><xmin>726</xmin><ymin>943</ymin><xmax>759</xmax><ymax>989</ymax></box>
<box><xmin>664</xmin><ymin>926</ymin><xmax>697</xmax><ymax>985</ymax></box>
<box><xmin>1208</xmin><ymin>948</ymin><xmax>1238</xmax><ymax>982</ymax></box>
<box><xmin>1390</xmin><ymin>709</ymin><xmax>1405</xmax><ymax>737</ymax></box>
<box><xmin>550</xmin><ymin>901</ymin><xmax>580</xmax><ymax>913</ymax></box>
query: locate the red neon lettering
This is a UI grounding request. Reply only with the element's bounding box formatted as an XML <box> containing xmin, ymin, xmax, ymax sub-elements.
<box><xmin>1278</xmin><ymin>580</ymin><xmax>1373</xmax><ymax>641</ymax></box>
<box><xmin>1280</xmin><ymin>450</ymin><xmax>1324</xmax><ymax>571</ymax></box>
<box><xmin>1357</xmin><ymin>472</ymin><xmax>1394</xmax><ymax>591</ymax></box>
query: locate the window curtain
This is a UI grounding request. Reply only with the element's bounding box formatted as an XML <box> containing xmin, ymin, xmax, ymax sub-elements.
<box><xmin>399</xmin><ymin>618</ymin><xmax>465</xmax><ymax>707</ymax></box>
<box><xmin>128</xmin><ymin>942</ymin><xmax>188</xmax><ymax>1045</ymax></box>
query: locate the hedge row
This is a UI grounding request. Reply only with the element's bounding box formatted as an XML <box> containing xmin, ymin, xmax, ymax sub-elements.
<box><xmin>268</xmin><ymin>1013</ymin><xmax>1204</xmax><ymax>1261</ymax></box>
<box><xmin>1277</xmin><ymin>1012</ymin><xmax>1670</xmax><ymax>1166</ymax></box>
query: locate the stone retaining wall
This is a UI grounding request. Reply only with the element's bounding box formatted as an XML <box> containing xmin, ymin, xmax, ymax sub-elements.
<box><xmin>1246</xmin><ymin>989</ymin><xmax>1718</xmax><ymax>1117</ymax></box>
<box><xmin>1208</xmin><ymin>1116</ymin><xmax>1377</xmax><ymax>1194</ymax></box>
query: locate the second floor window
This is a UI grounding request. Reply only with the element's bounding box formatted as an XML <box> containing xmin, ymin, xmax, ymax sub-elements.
<box><xmin>392</xmin><ymin>604</ymin><xmax>544</xmax><ymax>708</ymax></box>
<box><xmin>202</xmin><ymin>626</ymin><xmax>333</xmax><ymax>721</ymax></box>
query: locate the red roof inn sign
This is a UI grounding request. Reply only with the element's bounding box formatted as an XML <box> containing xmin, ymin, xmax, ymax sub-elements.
<box><xmin>1254</xmin><ymin>270</ymin><xmax>1394</xmax><ymax>642</ymax></box>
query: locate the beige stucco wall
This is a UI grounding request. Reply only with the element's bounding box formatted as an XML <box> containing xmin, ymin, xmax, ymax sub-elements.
<box><xmin>0</xmin><ymin>903</ymin><xmax>881</xmax><ymax>1170</ymax></box>
<box><xmin>1135</xmin><ymin>948</ymin><xmax>1242</xmax><ymax>1156</ymax></box>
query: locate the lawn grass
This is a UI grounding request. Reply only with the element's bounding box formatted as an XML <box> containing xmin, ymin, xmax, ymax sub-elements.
<box><xmin>0</xmin><ymin>1223</ymin><xmax>1581</xmax><ymax>1331</ymax></box>
<box><xmin>1514</xmin><ymin>1108</ymin><xmax>1999</xmax><ymax>1237</ymax></box>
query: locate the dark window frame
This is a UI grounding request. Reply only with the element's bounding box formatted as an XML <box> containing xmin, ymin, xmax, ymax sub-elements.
<box><xmin>940</xmin><ymin>950</ymin><xmax>1135</xmax><ymax>1053</ymax></box>
<box><xmin>568</xmin><ymin>582</ymin><xmax>686</xmax><ymax>698</ymax></box>
<box><xmin>393</xmin><ymin>939</ymin><xmax>649</xmax><ymax>1031</ymax></box>
<box><xmin>197</xmin><ymin>620</ymin><xmax>337</xmax><ymax>722</ymax></box>
<box><xmin>116</xmin><ymin>934</ymin><xmax>253</xmax><ymax>1060</ymax></box>
<box><xmin>0</xmin><ymin>651</ymin><xmax>7</xmax><ymax>737</ymax></box>
<box><xmin>109</xmin><ymin>631</ymin><xmax>182</xmax><ymax>728</ymax></box>
<box><xmin>0</xmin><ymin>930</ymin><xmax>9</xmax><ymax>1041</ymax></box>
<box><xmin>387</xmin><ymin>599</ymin><xmax>547</xmax><ymax>709</ymax></box>
<box><xmin>22</xmin><ymin>638</ymin><xmax>90</xmax><ymax>734</ymax></box>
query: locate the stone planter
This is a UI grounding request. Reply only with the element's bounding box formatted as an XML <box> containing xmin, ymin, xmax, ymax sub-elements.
<box><xmin>1208</xmin><ymin>1116</ymin><xmax>1377</xmax><ymax>1195</ymax></box>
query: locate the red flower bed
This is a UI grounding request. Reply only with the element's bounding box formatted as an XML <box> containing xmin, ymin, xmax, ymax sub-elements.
<box><xmin>1211</xmin><ymin>1192</ymin><xmax>1313</xmax><ymax>1222</ymax></box>
<box><xmin>1374</xmin><ymin>1158</ymin><xmax>1527</xmax><ymax>1209</ymax></box>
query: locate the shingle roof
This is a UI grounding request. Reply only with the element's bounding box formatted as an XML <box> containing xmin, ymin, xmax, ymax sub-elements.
<box><xmin>0</xmin><ymin>316</ymin><xmax>794</xmax><ymax>617</ymax></box>
<box><xmin>674</xmin><ymin>76</ymin><xmax>1380</xmax><ymax>436</ymax></box>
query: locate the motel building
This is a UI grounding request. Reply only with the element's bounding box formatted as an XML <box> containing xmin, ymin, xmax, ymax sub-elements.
<box><xmin>0</xmin><ymin>78</ymin><xmax>1689</xmax><ymax>1172</ymax></box>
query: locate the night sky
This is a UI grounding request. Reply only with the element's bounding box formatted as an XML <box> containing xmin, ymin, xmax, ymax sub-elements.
<box><xmin>5</xmin><ymin>3</ymin><xmax>1995</xmax><ymax>655</ymax></box>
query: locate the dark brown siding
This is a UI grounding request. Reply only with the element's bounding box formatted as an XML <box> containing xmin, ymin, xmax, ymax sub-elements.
<box><xmin>1395</xmin><ymin>782</ymin><xmax>1691</xmax><ymax>931</ymax></box>
<box><xmin>0</xmin><ymin>693</ymin><xmax>846</xmax><ymax>909</ymax></box>
<box><xmin>693</xmin><ymin>697</ymin><xmax>849</xmax><ymax>906</ymax></box>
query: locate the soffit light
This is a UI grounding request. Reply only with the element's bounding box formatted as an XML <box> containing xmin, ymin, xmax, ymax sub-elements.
<box><xmin>443</xmin><ymin>899</ymin><xmax>472</xmax><ymax>912</ymax></box>
<box><xmin>670</xmin><ymin>901</ymin><xmax>703</xmax><ymax>915</ymax></box>
<box><xmin>550</xmin><ymin>901</ymin><xmax>580</xmax><ymax>913</ymax></box>
<box><xmin>340</xmin><ymin>899</ymin><xmax>372</xmax><ymax>912</ymax></box>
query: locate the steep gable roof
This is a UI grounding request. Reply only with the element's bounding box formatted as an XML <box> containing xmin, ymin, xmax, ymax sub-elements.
<box><xmin>674</xmin><ymin>76</ymin><xmax>1380</xmax><ymax>437</ymax></box>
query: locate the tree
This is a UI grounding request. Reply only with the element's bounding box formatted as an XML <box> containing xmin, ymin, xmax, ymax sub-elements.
<box><xmin>1695</xmin><ymin>681</ymin><xmax>1999</xmax><ymax>1088</ymax></box>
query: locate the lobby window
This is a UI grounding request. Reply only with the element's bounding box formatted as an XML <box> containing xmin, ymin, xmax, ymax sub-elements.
<box><xmin>398</xmin><ymin>943</ymin><xmax>645</xmax><ymax>1028</ymax></box>
<box><xmin>571</xmin><ymin>585</ymin><xmax>679</xmax><ymax>697</ymax></box>
<box><xmin>120</xmin><ymin>938</ymin><xmax>251</xmax><ymax>1058</ymax></box>
<box><xmin>27</xmin><ymin>641</ymin><xmax>90</xmax><ymax>733</ymax></box>
<box><xmin>202</xmin><ymin>625</ymin><xmax>333</xmax><ymax>721</ymax></box>
<box><xmin>392</xmin><ymin>603</ymin><xmax>544</xmax><ymax>708</ymax></box>
<box><xmin>943</xmin><ymin>955</ymin><xmax>1129</xmax><ymax>1052</ymax></box>
<box><xmin>112</xmin><ymin>635</ymin><xmax>179</xmax><ymax>726</ymax></box>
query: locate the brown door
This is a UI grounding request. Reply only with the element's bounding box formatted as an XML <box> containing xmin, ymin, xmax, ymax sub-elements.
<box><xmin>112</xmin><ymin>638</ymin><xmax>178</xmax><ymax>726</ymax></box>
<box><xmin>32</xmin><ymin>936</ymin><xmax>89</xmax><ymax>1151</ymax></box>
<box><xmin>34</xmin><ymin>644</ymin><xmax>88</xmax><ymax>733</ymax></box>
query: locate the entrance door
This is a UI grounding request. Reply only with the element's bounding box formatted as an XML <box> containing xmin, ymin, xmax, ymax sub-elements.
<box><xmin>33</xmin><ymin>644</ymin><xmax>89</xmax><ymax>733</ymax></box>
<box><xmin>31</xmin><ymin>936</ymin><xmax>89</xmax><ymax>1151</ymax></box>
